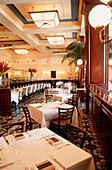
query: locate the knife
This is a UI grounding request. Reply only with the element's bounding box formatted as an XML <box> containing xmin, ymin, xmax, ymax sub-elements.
<box><xmin>0</xmin><ymin>162</ymin><xmax>15</xmax><ymax>169</ymax></box>
<box><xmin>3</xmin><ymin>136</ymin><xmax>9</xmax><ymax>145</ymax></box>
<box><xmin>50</xmin><ymin>155</ymin><xmax>66</xmax><ymax>169</ymax></box>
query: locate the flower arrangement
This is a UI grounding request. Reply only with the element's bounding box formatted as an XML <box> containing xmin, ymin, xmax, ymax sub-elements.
<box><xmin>28</xmin><ymin>68</ymin><xmax>37</xmax><ymax>77</ymax></box>
<box><xmin>0</xmin><ymin>61</ymin><xmax>10</xmax><ymax>76</ymax></box>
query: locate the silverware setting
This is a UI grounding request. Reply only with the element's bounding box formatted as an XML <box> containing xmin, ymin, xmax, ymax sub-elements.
<box><xmin>3</xmin><ymin>137</ymin><xmax>9</xmax><ymax>145</ymax></box>
<box><xmin>56</xmin><ymin>143</ymin><xmax>71</xmax><ymax>149</ymax></box>
<box><xmin>0</xmin><ymin>147</ymin><xmax>4</xmax><ymax>151</ymax></box>
<box><xmin>50</xmin><ymin>155</ymin><xmax>66</xmax><ymax>169</ymax></box>
<box><xmin>0</xmin><ymin>162</ymin><xmax>15</xmax><ymax>169</ymax></box>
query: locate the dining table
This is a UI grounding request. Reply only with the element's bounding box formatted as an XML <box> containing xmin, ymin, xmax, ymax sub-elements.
<box><xmin>53</xmin><ymin>93</ymin><xmax>73</xmax><ymax>103</ymax></box>
<box><xmin>28</xmin><ymin>101</ymin><xmax>79</xmax><ymax>128</ymax></box>
<box><xmin>0</xmin><ymin>128</ymin><xmax>96</xmax><ymax>170</ymax></box>
<box><xmin>48</xmin><ymin>88</ymin><xmax>64</xmax><ymax>94</ymax></box>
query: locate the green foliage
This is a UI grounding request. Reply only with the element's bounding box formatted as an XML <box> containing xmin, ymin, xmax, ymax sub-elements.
<box><xmin>109</xmin><ymin>42</ymin><xmax>112</xmax><ymax>59</ymax></box>
<box><xmin>62</xmin><ymin>42</ymin><xmax>85</xmax><ymax>66</ymax></box>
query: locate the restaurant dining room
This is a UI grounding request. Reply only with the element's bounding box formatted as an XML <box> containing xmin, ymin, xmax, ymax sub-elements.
<box><xmin>0</xmin><ymin>0</ymin><xmax>112</xmax><ymax>169</ymax></box>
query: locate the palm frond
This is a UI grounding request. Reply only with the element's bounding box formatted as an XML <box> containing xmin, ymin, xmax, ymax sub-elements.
<box><xmin>68</xmin><ymin>59</ymin><xmax>77</xmax><ymax>66</ymax></box>
<box><xmin>62</xmin><ymin>41</ymin><xmax>85</xmax><ymax>66</ymax></box>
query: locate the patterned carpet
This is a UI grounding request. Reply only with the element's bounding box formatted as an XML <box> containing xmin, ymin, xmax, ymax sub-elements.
<box><xmin>0</xmin><ymin>91</ymin><xmax>111</xmax><ymax>170</ymax></box>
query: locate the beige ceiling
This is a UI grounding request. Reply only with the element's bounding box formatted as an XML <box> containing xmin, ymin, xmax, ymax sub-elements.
<box><xmin>0</xmin><ymin>0</ymin><xmax>83</xmax><ymax>54</ymax></box>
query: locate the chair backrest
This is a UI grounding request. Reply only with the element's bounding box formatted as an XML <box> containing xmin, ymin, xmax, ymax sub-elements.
<box><xmin>68</xmin><ymin>94</ymin><xmax>79</xmax><ymax>107</ymax></box>
<box><xmin>22</xmin><ymin>106</ymin><xmax>32</xmax><ymax>124</ymax></box>
<box><xmin>22</xmin><ymin>88</ymin><xmax>26</xmax><ymax>96</ymax></box>
<box><xmin>58</xmin><ymin>107</ymin><xmax>75</xmax><ymax>125</ymax></box>
<box><xmin>50</xmin><ymin>90</ymin><xmax>58</xmax><ymax>94</ymax></box>
<box><xmin>65</xmin><ymin>123</ymin><xmax>87</xmax><ymax>148</ymax></box>
<box><xmin>32</xmin><ymin>86</ymin><xmax>35</xmax><ymax>93</ymax></box>
<box><xmin>45</xmin><ymin>88</ymin><xmax>48</xmax><ymax>95</ymax></box>
<box><xmin>63</xmin><ymin>86</ymin><xmax>69</xmax><ymax>93</ymax></box>
<box><xmin>27</xmin><ymin>86</ymin><xmax>31</xmax><ymax>94</ymax></box>
<box><xmin>2</xmin><ymin>121</ymin><xmax>24</xmax><ymax>135</ymax></box>
<box><xmin>45</xmin><ymin>94</ymin><xmax>54</xmax><ymax>102</ymax></box>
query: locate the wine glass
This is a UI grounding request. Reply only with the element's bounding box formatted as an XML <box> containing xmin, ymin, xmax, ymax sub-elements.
<box><xmin>14</xmin><ymin>141</ymin><xmax>23</xmax><ymax>165</ymax></box>
<box><xmin>7</xmin><ymin>128</ymin><xmax>15</xmax><ymax>144</ymax></box>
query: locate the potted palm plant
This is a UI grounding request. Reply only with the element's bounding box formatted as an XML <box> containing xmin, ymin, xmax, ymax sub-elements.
<box><xmin>62</xmin><ymin>41</ymin><xmax>85</xmax><ymax>66</ymax></box>
<box><xmin>62</xmin><ymin>41</ymin><xmax>85</xmax><ymax>87</ymax></box>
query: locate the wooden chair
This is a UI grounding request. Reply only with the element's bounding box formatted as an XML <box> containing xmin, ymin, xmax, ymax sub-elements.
<box><xmin>50</xmin><ymin>107</ymin><xmax>75</xmax><ymax>135</ymax></box>
<box><xmin>68</xmin><ymin>94</ymin><xmax>79</xmax><ymax>112</ymax></box>
<box><xmin>22</xmin><ymin>106</ymin><xmax>41</xmax><ymax>131</ymax></box>
<box><xmin>45</xmin><ymin>94</ymin><xmax>54</xmax><ymax>102</ymax></box>
<box><xmin>1</xmin><ymin>121</ymin><xmax>24</xmax><ymax>135</ymax></box>
<box><xmin>65</xmin><ymin>123</ymin><xmax>87</xmax><ymax>148</ymax></box>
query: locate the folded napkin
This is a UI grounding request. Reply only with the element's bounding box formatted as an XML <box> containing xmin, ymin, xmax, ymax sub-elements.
<box><xmin>14</xmin><ymin>133</ymin><xmax>25</xmax><ymax>141</ymax></box>
<box><xmin>36</xmin><ymin>128</ymin><xmax>55</xmax><ymax>138</ymax></box>
<box><xmin>46</xmin><ymin>137</ymin><xmax>61</xmax><ymax>146</ymax></box>
<box><xmin>35</xmin><ymin>160</ymin><xmax>55</xmax><ymax>170</ymax></box>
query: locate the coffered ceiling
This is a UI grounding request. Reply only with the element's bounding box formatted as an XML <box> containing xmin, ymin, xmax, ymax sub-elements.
<box><xmin>0</xmin><ymin>0</ymin><xmax>83</xmax><ymax>54</ymax></box>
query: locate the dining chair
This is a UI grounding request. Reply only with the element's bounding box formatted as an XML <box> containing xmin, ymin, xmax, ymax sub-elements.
<box><xmin>70</xmin><ymin>85</ymin><xmax>77</xmax><ymax>94</ymax></box>
<box><xmin>65</xmin><ymin>123</ymin><xmax>87</xmax><ymax>149</ymax></box>
<box><xmin>1</xmin><ymin>121</ymin><xmax>24</xmax><ymax>135</ymax></box>
<box><xmin>22</xmin><ymin>106</ymin><xmax>41</xmax><ymax>131</ymax></box>
<box><xmin>50</xmin><ymin>90</ymin><xmax>58</xmax><ymax>94</ymax></box>
<box><xmin>63</xmin><ymin>86</ymin><xmax>69</xmax><ymax>93</ymax></box>
<box><xmin>45</xmin><ymin>94</ymin><xmax>54</xmax><ymax>102</ymax></box>
<box><xmin>50</xmin><ymin>106</ymin><xmax>75</xmax><ymax>136</ymax></box>
<box><xmin>68</xmin><ymin>94</ymin><xmax>79</xmax><ymax>112</ymax></box>
<box><xmin>22</xmin><ymin>87</ymin><xmax>27</xmax><ymax>100</ymax></box>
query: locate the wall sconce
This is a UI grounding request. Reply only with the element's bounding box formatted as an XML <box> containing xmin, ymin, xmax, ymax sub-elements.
<box><xmin>59</xmin><ymin>71</ymin><xmax>64</xmax><ymax>75</ymax></box>
<box><xmin>109</xmin><ymin>58</ymin><xmax>112</xmax><ymax>68</ymax></box>
<box><xmin>89</xmin><ymin>4</ymin><xmax>112</xmax><ymax>44</ymax></box>
<box><xmin>101</xmin><ymin>0</ymin><xmax>112</xmax><ymax>7</ymax></box>
<box><xmin>15</xmin><ymin>72</ymin><xmax>20</xmax><ymax>75</ymax></box>
<box><xmin>77</xmin><ymin>59</ymin><xmax>83</xmax><ymax>66</ymax></box>
<box><xmin>75</xmin><ymin>67</ymin><xmax>79</xmax><ymax>72</ymax></box>
<box><xmin>43</xmin><ymin>72</ymin><xmax>49</xmax><ymax>75</ymax></box>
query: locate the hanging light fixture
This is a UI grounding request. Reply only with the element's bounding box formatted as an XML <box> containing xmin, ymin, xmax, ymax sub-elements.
<box><xmin>89</xmin><ymin>4</ymin><xmax>112</xmax><ymax>43</ymax></box>
<box><xmin>47</xmin><ymin>35</ymin><xmax>65</xmax><ymax>44</ymax></box>
<box><xmin>14</xmin><ymin>49</ymin><xmax>29</xmax><ymax>54</ymax></box>
<box><xmin>29</xmin><ymin>10</ymin><xmax>60</xmax><ymax>29</ymax></box>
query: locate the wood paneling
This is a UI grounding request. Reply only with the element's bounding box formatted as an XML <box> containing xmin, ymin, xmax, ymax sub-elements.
<box><xmin>86</xmin><ymin>88</ymin><xmax>112</xmax><ymax>153</ymax></box>
<box><xmin>93</xmin><ymin>96</ymin><xmax>101</xmax><ymax>131</ymax></box>
<box><xmin>88</xmin><ymin>92</ymin><xmax>93</xmax><ymax>116</ymax></box>
<box><xmin>84</xmin><ymin>2</ymin><xmax>108</xmax><ymax>89</ymax></box>
<box><xmin>0</xmin><ymin>88</ymin><xmax>11</xmax><ymax>116</ymax></box>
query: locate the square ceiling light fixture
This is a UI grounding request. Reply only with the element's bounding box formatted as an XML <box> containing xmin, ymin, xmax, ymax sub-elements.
<box><xmin>47</xmin><ymin>35</ymin><xmax>65</xmax><ymax>44</ymax></box>
<box><xmin>29</xmin><ymin>10</ymin><xmax>60</xmax><ymax>28</ymax></box>
<box><xmin>14</xmin><ymin>49</ymin><xmax>29</xmax><ymax>54</ymax></box>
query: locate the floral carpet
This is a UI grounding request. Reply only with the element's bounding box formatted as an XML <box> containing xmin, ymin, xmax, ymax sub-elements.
<box><xmin>0</xmin><ymin>91</ymin><xmax>111</xmax><ymax>170</ymax></box>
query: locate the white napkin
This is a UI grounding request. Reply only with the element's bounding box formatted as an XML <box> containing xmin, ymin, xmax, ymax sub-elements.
<box><xmin>34</xmin><ymin>128</ymin><xmax>55</xmax><ymax>138</ymax></box>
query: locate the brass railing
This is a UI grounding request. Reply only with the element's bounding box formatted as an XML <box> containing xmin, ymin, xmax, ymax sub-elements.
<box><xmin>90</xmin><ymin>84</ymin><xmax>112</xmax><ymax>103</ymax></box>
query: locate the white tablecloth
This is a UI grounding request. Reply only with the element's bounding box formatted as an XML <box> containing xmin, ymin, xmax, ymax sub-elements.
<box><xmin>53</xmin><ymin>93</ymin><xmax>73</xmax><ymax>103</ymax></box>
<box><xmin>48</xmin><ymin>88</ymin><xmax>64</xmax><ymax>94</ymax></box>
<box><xmin>0</xmin><ymin>128</ymin><xmax>95</xmax><ymax>170</ymax></box>
<box><xmin>28</xmin><ymin>102</ymin><xmax>76</xmax><ymax>128</ymax></box>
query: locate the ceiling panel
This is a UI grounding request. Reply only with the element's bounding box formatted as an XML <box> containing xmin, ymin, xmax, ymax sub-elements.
<box><xmin>0</xmin><ymin>0</ymin><xmax>83</xmax><ymax>54</ymax></box>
